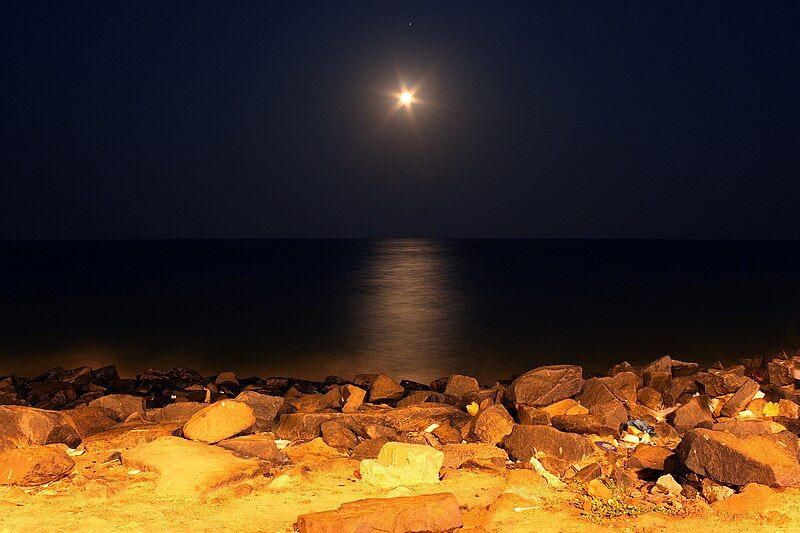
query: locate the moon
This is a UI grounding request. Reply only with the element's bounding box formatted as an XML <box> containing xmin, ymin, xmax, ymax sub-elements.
<box><xmin>399</xmin><ymin>91</ymin><xmax>413</xmax><ymax>105</ymax></box>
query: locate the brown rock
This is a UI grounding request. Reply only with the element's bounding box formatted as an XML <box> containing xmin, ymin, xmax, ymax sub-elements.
<box><xmin>81</xmin><ymin>422</ymin><xmax>181</xmax><ymax>452</ymax></box>
<box><xmin>643</xmin><ymin>371</ymin><xmax>671</xmax><ymax>392</ymax></box>
<box><xmin>696</xmin><ymin>367</ymin><xmax>748</xmax><ymax>396</ymax></box>
<box><xmin>235</xmin><ymin>391</ymin><xmax>284</xmax><ymax>430</ymax></box>
<box><xmin>677</xmin><ymin>428</ymin><xmax>800</xmax><ymax>487</ymax></box>
<box><xmin>668</xmin><ymin>395</ymin><xmax>713</xmax><ymax>434</ymax></box>
<box><xmin>149</xmin><ymin>401</ymin><xmax>207</xmax><ymax>424</ymax></box>
<box><xmin>295</xmin><ymin>493</ymin><xmax>463</xmax><ymax>533</ymax></box>
<box><xmin>444</xmin><ymin>374</ymin><xmax>480</xmax><ymax>400</ymax></box>
<box><xmin>550</xmin><ymin>414</ymin><xmax>616</xmax><ymax>435</ymax></box>
<box><xmin>432</xmin><ymin>423</ymin><xmax>462</xmax><ymax>444</ymax></box>
<box><xmin>637</xmin><ymin>387</ymin><xmax>663</xmax><ymax>410</ymax></box>
<box><xmin>471</xmin><ymin>404</ymin><xmax>514</xmax><ymax>445</ymax></box>
<box><xmin>88</xmin><ymin>394</ymin><xmax>145</xmax><ymax>422</ymax></box>
<box><xmin>601</xmin><ymin>371</ymin><xmax>640</xmax><ymax>404</ymax></box>
<box><xmin>576</xmin><ymin>378</ymin><xmax>617</xmax><ymax>408</ymax></box>
<box><xmin>517</xmin><ymin>405</ymin><xmax>550</xmax><ymax>425</ymax></box>
<box><xmin>573</xmin><ymin>462</ymin><xmax>601</xmax><ymax>482</ymax></box>
<box><xmin>720</xmin><ymin>378</ymin><xmax>761</xmax><ymax>417</ymax></box>
<box><xmin>779</xmin><ymin>399</ymin><xmax>799</xmax><ymax>419</ymax></box>
<box><xmin>628</xmin><ymin>445</ymin><xmax>674</xmax><ymax>471</ymax></box>
<box><xmin>0</xmin><ymin>405</ymin><xmax>81</xmax><ymax>450</ymax></box>
<box><xmin>701</xmin><ymin>419</ymin><xmax>787</xmax><ymax>436</ymax></box>
<box><xmin>670</xmin><ymin>359</ymin><xmax>700</xmax><ymax>377</ymax></box>
<box><xmin>396</xmin><ymin>390</ymin><xmax>444</xmax><ymax>407</ymax></box>
<box><xmin>540</xmin><ymin>398</ymin><xmax>584</xmax><ymax>417</ymax></box>
<box><xmin>503</xmin><ymin>424</ymin><xmax>592</xmax><ymax>463</ymax></box>
<box><xmin>63</xmin><ymin>405</ymin><xmax>117</xmax><ymax>439</ymax></box>
<box><xmin>341</xmin><ymin>384</ymin><xmax>366</xmax><ymax>413</ymax></box>
<box><xmin>351</xmin><ymin>438</ymin><xmax>389</xmax><ymax>460</ymax></box>
<box><xmin>320</xmin><ymin>420</ymin><xmax>359</xmax><ymax>451</ymax></box>
<box><xmin>710</xmin><ymin>483</ymin><xmax>784</xmax><ymax>514</ymax></box>
<box><xmin>0</xmin><ymin>445</ymin><xmax>74</xmax><ymax>485</ymax></box>
<box><xmin>182</xmin><ymin>400</ymin><xmax>256</xmax><ymax>444</ymax></box>
<box><xmin>767</xmin><ymin>358</ymin><xmax>794</xmax><ymax>386</ymax></box>
<box><xmin>662</xmin><ymin>375</ymin><xmax>699</xmax><ymax>406</ymax></box>
<box><xmin>275</xmin><ymin>403</ymin><xmax>468</xmax><ymax>441</ymax></box>
<box><xmin>442</xmin><ymin>443</ymin><xmax>508</xmax><ymax>469</ymax></box>
<box><xmin>505</xmin><ymin>365</ymin><xmax>584</xmax><ymax>407</ymax></box>
<box><xmin>216</xmin><ymin>433</ymin><xmax>286</xmax><ymax>465</ymax></box>
<box><xmin>369</xmin><ymin>374</ymin><xmax>405</xmax><ymax>403</ymax></box>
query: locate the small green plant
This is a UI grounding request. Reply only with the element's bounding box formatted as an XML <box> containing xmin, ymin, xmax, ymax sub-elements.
<box><xmin>580</xmin><ymin>497</ymin><xmax>674</xmax><ymax>522</ymax></box>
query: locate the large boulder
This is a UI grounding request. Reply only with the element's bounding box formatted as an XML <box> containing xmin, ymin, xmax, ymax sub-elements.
<box><xmin>182</xmin><ymin>400</ymin><xmax>255</xmax><ymax>444</ymax></box>
<box><xmin>62</xmin><ymin>405</ymin><xmax>117</xmax><ymax>439</ymax></box>
<box><xmin>0</xmin><ymin>445</ymin><xmax>75</xmax><ymax>485</ymax></box>
<box><xmin>0</xmin><ymin>405</ymin><xmax>81</xmax><ymax>450</ymax></box>
<box><xmin>235</xmin><ymin>391</ymin><xmax>284</xmax><ymax>431</ymax></box>
<box><xmin>88</xmin><ymin>394</ymin><xmax>145</xmax><ymax>422</ymax></box>
<box><xmin>471</xmin><ymin>404</ymin><xmax>514</xmax><ymax>445</ymax></box>
<box><xmin>444</xmin><ymin>374</ymin><xmax>480</xmax><ymax>400</ymax></box>
<box><xmin>677</xmin><ymin>428</ymin><xmax>800</xmax><ymax>487</ymax></box>
<box><xmin>505</xmin><ymin>365</ymin><xmax>584</xmax><ymax>407</ymax></box>
<box><xmin>359</xmin><ymin>442</ymin><xmax>443</xmax><ymax>489</ymax></box>
<box><xmin>695</xmin><ymin>367</ymin><xmax>748</xmax><ymax>397</ymax></box>
<box><xmin>122</xmin><ymin>436</ymin><xmax>263</xmax><ymax>496</ymax></box>
<box><xmin>368</xmin><ymin>374</ymin><xmax>405</xmax><ymax>403</ymax></box>
<box><xmin>503</xmin><ymin>424</ymin><xmax>592</xmax><ymax>463</ymax></box>
<box><xmin>668</xmin><ymin>395</ymin><xmax>713</xmax><ymax>434</ymax></box>
<box><xmin>295</xmin><ymin>493</ymin><xmax>463</xmax><ymax>533</ymax></box>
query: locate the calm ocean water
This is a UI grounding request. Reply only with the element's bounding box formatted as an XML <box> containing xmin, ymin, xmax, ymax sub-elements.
<box><xmin>1</xmin><ymin>239</ymin><xmax>799</xmax><ymax>383</ymax></box>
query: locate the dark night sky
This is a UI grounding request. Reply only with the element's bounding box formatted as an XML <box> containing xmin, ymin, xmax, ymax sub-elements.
<box><xmin>1</xmin><ymin>1</ymin><xmax>798</xmax><ymax>239</ymax></box>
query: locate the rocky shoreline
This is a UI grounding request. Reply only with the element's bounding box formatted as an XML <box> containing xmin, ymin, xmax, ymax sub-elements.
<box><xmin>3</xmin><ymin>354</ymin><xmax>800</xmax><ymax>531</ymax></box>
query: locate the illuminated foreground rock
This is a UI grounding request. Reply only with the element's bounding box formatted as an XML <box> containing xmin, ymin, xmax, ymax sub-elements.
<box><xmin>121</xmin><ymin>435</ymin><xmax>264</xmax><ymax>496</ymax></box>
<box><xmin>295</xmin><ymin>492</ymin><xmax>463</xmax><ymax>533</ymax></box>
<box><xmin>359</xmin><ymin>442</ymin><xmax>443</xmax><ymax>489</ymax></box>
<box><xmin>0</xmin><ymin>445</ymin><xmax>74</xmax><ymax>486</ymax></box>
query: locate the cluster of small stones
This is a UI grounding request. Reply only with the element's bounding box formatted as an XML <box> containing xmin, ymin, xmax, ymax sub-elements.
<box><xmin>3</xmin><ymin>353</ymin><xmax>800</xmax><ymax>530</ymax></box>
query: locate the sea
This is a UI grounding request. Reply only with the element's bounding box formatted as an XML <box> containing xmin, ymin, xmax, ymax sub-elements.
<box><xmin>1</xmin><ymin>239</ymin><xmax>799</xmax><ymax>384</ymax></box>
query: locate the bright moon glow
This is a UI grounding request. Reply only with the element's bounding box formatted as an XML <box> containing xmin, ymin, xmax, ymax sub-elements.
<box><xmin>400</xmin><ymin>91</ymin><xmax>413</xmax><ymax>105</ymax></box>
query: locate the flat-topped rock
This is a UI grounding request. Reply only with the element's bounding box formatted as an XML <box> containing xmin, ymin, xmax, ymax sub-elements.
<box><xmin>296</xmin><ymin>492</ymin><xmax>462</xmax><ymax>533</ymax></box>
<box><xmin>121</xmin><ymin>436</ymin><xmax>263</xmax><ymax>496</ymax></box>
<box><xmin>677</xmin><ymin>428</ymin><xmax>800</xmax><ymax>487</ymax></box>
<box><xmin>360</xmin><ymin>442</ymin><xmax>443</xmax><ymax>489</ymax></box>
<box><xmin>182</xmin><ymin>399</ymin><xmax>255</xmax><ymax>443</ymax></box>
<box><xmin>503</xmin><ymin>424</ymin><xmax>592</xmax><ymax>463</ymax></box>
<box><xmin>505</xmin><ymin>365</ymin><xmax>584</xmax><ymax>407</ymax></box>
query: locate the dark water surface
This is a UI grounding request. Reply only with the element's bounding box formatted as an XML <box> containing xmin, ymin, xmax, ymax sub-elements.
<box><xmin>1</xmin><ymin>239</ymin><xmax>799</xmax><ymax>383</ymax></box>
